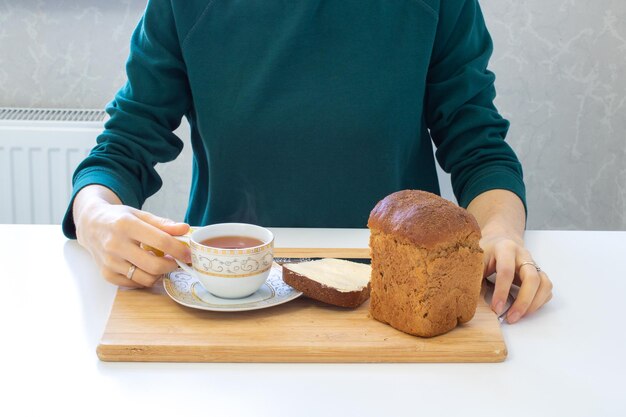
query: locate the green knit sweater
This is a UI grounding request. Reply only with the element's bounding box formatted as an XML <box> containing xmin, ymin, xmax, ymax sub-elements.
<box><xmin>63</xmin><ymin>0</ymin><xmax>525</xmax><ymax>237</ymax></box>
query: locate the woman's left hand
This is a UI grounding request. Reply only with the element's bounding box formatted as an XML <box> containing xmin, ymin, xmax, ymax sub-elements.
<box><xmin>480</xmin><ymin>232</ymin><xmax>553</xmax><ymax>323</ymax></box>
<box><xmin>465</xmin><ymin>189</ymin><xmax>553</xmax><ymax>324</ymax></box>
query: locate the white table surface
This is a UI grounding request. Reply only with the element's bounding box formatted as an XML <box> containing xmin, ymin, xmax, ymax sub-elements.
<box><xmin>1</xmin><ymin>225</ymin><xmax>624</xmax><ymax>416</ymax></box>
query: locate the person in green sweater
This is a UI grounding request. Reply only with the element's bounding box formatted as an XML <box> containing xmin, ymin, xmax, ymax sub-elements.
<box><xmin>65</xmin><ymin>0</ymin><xmax>552</xmax><ymax>323</ymax></box>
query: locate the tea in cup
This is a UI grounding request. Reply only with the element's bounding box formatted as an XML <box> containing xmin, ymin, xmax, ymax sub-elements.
<box><xmin>174</xmin><ymin>223</ymin><xmax>274</xmax><ymax>299</ymax></box>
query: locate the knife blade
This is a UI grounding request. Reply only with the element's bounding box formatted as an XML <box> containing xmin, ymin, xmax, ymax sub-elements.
<box><xmin>483</xmin><ymin>273</ymin><xmax>518</xmax><ymax>323</ymax></box>
<box><xmin>274</xmin><ymin>257</ymin><xmax>371</xmax><ymax>265</ymax></box>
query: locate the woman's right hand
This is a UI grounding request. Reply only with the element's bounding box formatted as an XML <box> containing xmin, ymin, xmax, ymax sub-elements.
<box><xmin>73</xmin><ymin>185</ymin><xmax>191</xmax><ymax>288</ymax></box>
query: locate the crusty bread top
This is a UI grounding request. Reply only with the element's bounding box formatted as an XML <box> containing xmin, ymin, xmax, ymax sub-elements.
<box><xmin>367</xmin><ymin>190</ymin><xmax>481</xmax><ymax>249</ymax></box>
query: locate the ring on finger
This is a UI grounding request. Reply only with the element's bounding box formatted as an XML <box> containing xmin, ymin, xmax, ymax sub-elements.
<box><xmin>126</xmin><ymin>264</ymin><xmax>137</xmax><ymax>281</ymax></box>
<box><xmin>519</xmin><ymin>261</ymin><xmax>541</xmax><ymax>272</ymax></box>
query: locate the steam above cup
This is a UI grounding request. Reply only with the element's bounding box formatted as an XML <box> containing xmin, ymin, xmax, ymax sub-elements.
<box><xmin>173</xmin><ymin>223</ymin><xmax>274</xmax><ymax>299</ymax></box>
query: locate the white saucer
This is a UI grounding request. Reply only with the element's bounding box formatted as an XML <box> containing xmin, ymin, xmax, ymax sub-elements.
<box><xmin>163</xmin><ymin>263</ymin><xmax>302</xmax><ymax>312</ymax></box>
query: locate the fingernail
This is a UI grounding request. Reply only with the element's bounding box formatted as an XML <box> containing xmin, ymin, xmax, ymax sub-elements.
<box><xmin>494</xmin><ymin>300</ymin><xmax>504</xmax><ymax>315</ymax></box>
<box><xmin>507</xmin><ymin>311</ymin><xmax>521</xmax><ymax>324</ymax></box>
<box><xmin>184</xmin><ymin>252</ymin><xmax>192</xmax><ymax>264</ymax></box>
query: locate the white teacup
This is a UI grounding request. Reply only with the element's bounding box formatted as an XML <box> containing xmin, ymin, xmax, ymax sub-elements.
<box><xmin>174</xmin><ymin>223</ymin><xmax>274</xmax><ymax>299</ymax></box>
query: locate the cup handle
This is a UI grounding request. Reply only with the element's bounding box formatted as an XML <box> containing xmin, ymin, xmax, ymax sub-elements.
<box><xmin>174</xmin><ymin>256</ymin><xmax>194</xmax><ymax>275</ymax></box>
<box><xmin>141</xmin><ymin>226</ymin><xmax>197</xmax><ymax>274</ymax></box>
<box><xmin>172</xmin><ymin>231</ymin><xmax>195</xmax><ymax>275</ymax></box>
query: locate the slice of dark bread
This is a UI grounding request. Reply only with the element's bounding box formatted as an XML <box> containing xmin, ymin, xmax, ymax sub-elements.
<box><xmin>282</xmin><ymin>258</ymin><xmax>371</xmax><ymax>308</ymax></box>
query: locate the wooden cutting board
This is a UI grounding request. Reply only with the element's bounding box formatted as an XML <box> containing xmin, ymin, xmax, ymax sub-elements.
<box><xmin>97</xmin><ymin>248</ymin><xmax>507</xmax><ymax>363</ymax></box>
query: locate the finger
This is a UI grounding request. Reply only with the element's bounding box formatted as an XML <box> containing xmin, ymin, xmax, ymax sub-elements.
<box><xmin>478</xmin><ymin>237</ymin><xmax>497</xmax><ymax>278</ymax></box>
<box><xmin>492</xmin><ymin>242</ymin><xmax>517</xmax><ymax>315</ymax></box>
<box><xmin>134</xmin><ymin>210</ymin><xmax>190</xmax><ymax>236</ymax></box>
<box><xmin>525</xmin><ymin>271</ymin><xmax>554</xmax><ymax>315</ymax></box>
<box><xmin>120</xmin><ymin>242</ymin><xmax>179</xmax><ymax>276</ymax></box>
<box><xmin>127</xmin><ymin>213</ymin><xmax>191</xmax><ymax>263</ymax></box>
<box><xmin>125</xmin><ymin>265</ymin><xmax>162</xmax><ymax>287</ymax></box>
<box><xmin>506</xmin><ymin>262</ymin><xmax>541</xmax><ymax>323</ymax></box>
<box><xmin>104</xmin><ymin>249</ymin><xmax>170</xmax><ymax>288</ymax></box>
<box><xmin>134</xmin><ymin>209</ymin><xmax>188</xmax><ymax>231</ymax></box>
<box><xmin>482</xmin><ymin>253</ymin><xmax>496</xmax><ymax>279</ymax></box>
<box><xmin>100</xmin><ymin>266</ymin><xmax>143</xmax><ymax>288</ymax></box>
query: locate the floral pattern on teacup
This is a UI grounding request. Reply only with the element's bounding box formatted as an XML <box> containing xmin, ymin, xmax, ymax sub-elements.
<box><xmin>192</xmin><ymin>252</ymin><xmax>273</xmax><ymax>278</ymax></box>
<box><xmin>190</xmin><ymin>239</ymin><xmax>273</xmax><ymax>256</ymax></box>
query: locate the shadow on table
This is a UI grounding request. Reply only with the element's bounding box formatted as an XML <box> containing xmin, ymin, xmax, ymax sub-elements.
<box><xmin>63</xmin><ymin>240</ymin><xmax>117</xmax><ymax>350</ymax></box>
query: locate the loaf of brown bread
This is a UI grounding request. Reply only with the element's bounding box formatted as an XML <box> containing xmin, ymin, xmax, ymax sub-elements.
<box><xmin>368</xmin><ymin>190</ymin><xmax>483</xmax><ymax>337</ymax></box>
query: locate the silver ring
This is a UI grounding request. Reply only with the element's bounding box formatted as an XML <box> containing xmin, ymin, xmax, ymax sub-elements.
<box><xmin>519</xmin><ymin>261</ymin><xmax>541</xmax><ymax>272</ymax></box>
<box><xmin>126</xmin><ymin>264</ymin><xmax>137</xmax><ymax>280</ymax></box>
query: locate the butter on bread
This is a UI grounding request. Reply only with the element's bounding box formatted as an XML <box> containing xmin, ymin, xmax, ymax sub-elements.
<box><xmin>282</xmin><ymin>258</ymin><xmax>371</xmax><ymax>308</ymax></box>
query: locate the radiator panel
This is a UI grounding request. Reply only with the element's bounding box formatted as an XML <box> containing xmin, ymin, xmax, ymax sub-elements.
<box><xmin>0</xmin><ymin>146</ymin><xmax>11</xmax><ymax>222</ymax></box>
<box><xmin>0</xmin><ymin>143</ymin><xmax>93</xmax><ymax>224</ymax></box>
<box><xmin>0</xmin><ymin>118</ymin><xmax>99</xmax><ymax>224</ymax></box>
<box><xmin>0</xmin><ymin>107</ymin><xmax>193</xmax><ymax>225</ymax></box>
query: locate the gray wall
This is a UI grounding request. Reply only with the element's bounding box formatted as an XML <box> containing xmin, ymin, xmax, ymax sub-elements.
<box><xmin>1</xmin><ymin>0</ymin><xmax>624</xmax><ymax>230</ymax></box>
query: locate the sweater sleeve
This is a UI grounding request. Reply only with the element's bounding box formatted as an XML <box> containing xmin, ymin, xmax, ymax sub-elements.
<box><xmin>425</xmin><ymin>0</ymin><xmax>526</xmax><ymax>212</ymax></box>
<box><xmin>62</xmin><ymin>0</ymin><xmax>192</xmax><ymax>238</ymax></box>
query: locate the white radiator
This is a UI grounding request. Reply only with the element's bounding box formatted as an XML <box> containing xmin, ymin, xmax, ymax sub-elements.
<box><xmin>0</xmin><ymin>108</ymin><xmax>104</xmax><ymax>224</ymax></box>
<box><xmin>0</xmin><ymin>108</ymin><xmax>192</xmax><ymax>225</ymax></box>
